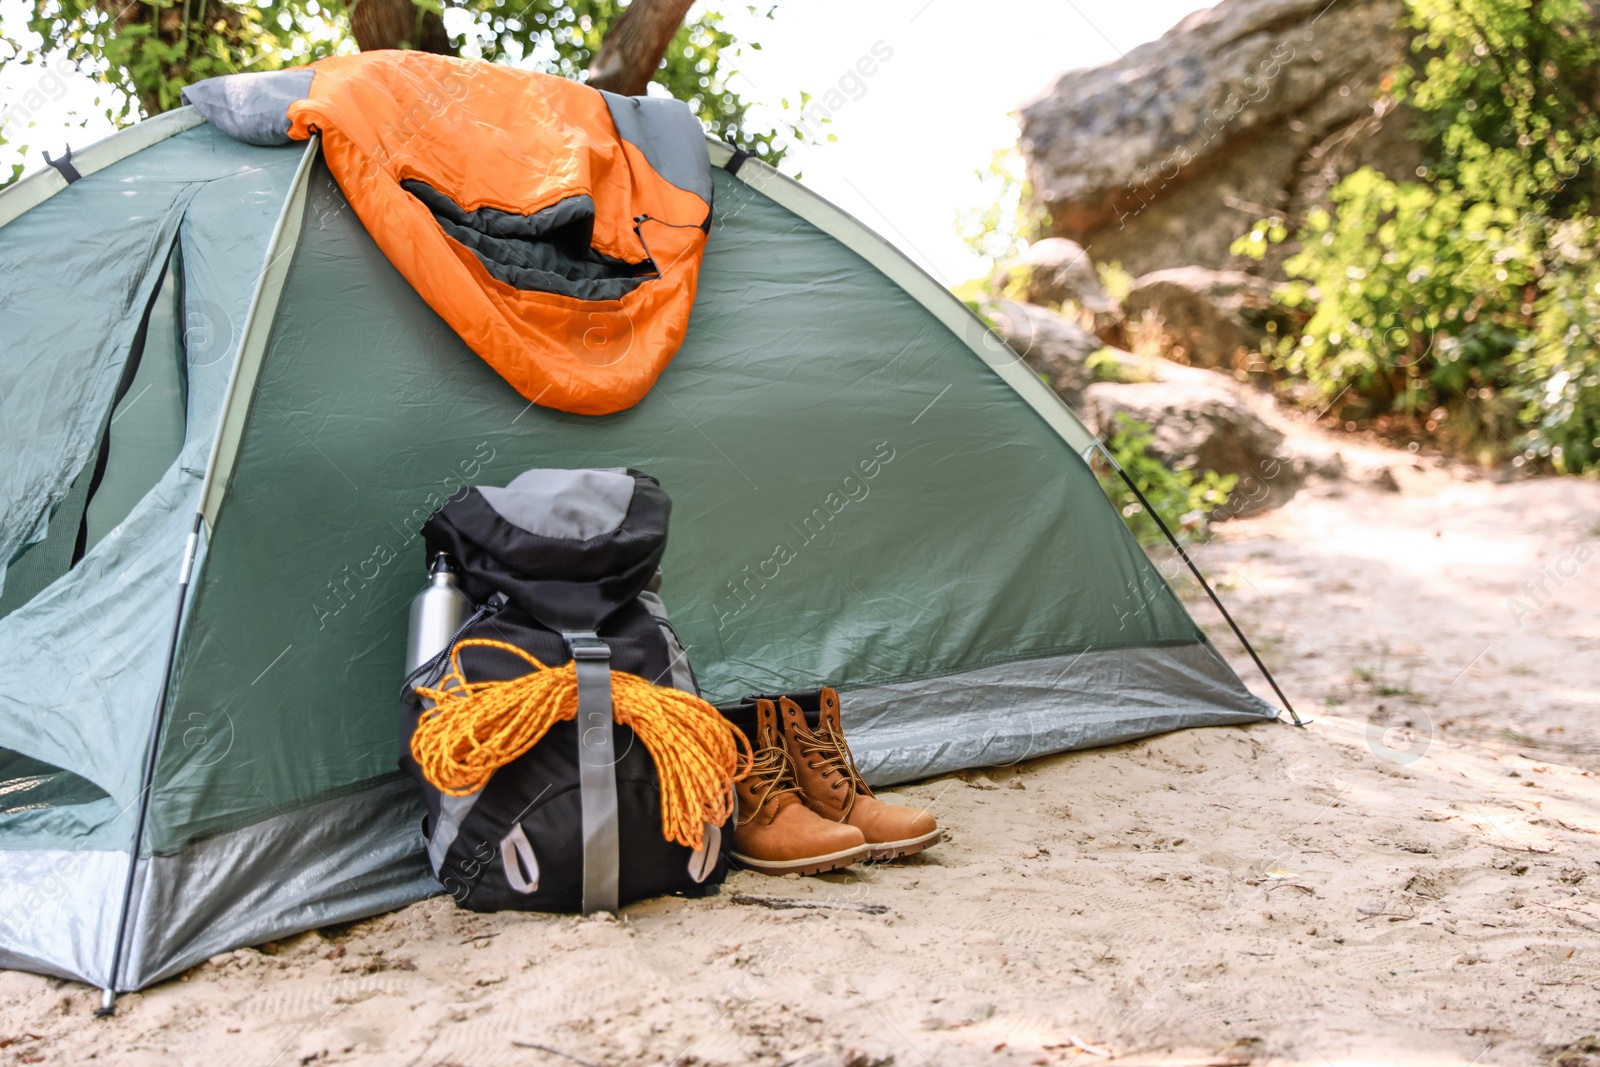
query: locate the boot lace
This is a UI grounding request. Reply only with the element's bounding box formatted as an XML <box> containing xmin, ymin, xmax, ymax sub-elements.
<box><xmin>738</xmin><ymin>744</ymin><xmax>800</xmax><ymax>826</ymax></box>
<box><xmin>797</xmin><ymin>721</ymin><xmax>870</xmax><ymax>814</ymax></box>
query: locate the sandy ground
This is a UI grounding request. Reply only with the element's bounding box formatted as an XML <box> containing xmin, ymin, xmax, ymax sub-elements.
<box><xmin>2</xmin><ymin>430</ymin><xmax>1598</xmax><ymax>1067</ymax></box>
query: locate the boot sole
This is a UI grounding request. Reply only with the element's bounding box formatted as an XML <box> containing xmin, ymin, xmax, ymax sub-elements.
<box><xmin>729</xmin><ymin>843</ymin><xmax>872</xmax><ymax>876</ymax></box>
<box><xmin>866</xmin><ymin>828</ymin><xmax>944</xmax><ymax>862</ymax></box>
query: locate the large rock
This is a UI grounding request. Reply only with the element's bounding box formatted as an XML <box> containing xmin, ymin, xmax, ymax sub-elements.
<box><xmin>985</xmin><ymin>299</ymin><xmax>1104</xmax><ymax>405</ymax></box>
<box><xmin>1017</xmin><ymin>0</ymin><xmax>1419</xmax><ymax>277</ymax></box>
<box><xmin>1123</xmin><ymin>266</ymin><xmax>1288</xmax><ymax>370</ymax></box>
<box><xmin>991</xmin><ymin>238</ymin><xmax>1116</xmax><ymax>316</ymax></box>
<box><xmin>982</xmin><ymin>299</ymin><xmax>1305</xmax><ymax>515</ymax></box>
<box><xmin>1084</xmin><ymin>378</ymin><xmax>1301</xmax><ymax>515</ymax></box>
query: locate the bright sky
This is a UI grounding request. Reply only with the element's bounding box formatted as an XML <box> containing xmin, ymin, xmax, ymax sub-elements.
<box><xmin>717</xmin><ymin>0</ymin><xmax>1213</xmax><ymax>283</ymax></box>
<box><xmin>0</xmin><ymin>0</ymin><xmax>1213</xmax><ymax>283</ymax></box>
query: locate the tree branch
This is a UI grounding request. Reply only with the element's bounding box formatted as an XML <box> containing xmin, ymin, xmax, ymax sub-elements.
<box><xmin>350</xmin><ymin>0</ymin><xmax>456</xmax><ymax>54</ymax></box>
<box><xmin>585</xmin><ymin>0</ymin><xmax>691</xmax><ymax>96</ymax></box>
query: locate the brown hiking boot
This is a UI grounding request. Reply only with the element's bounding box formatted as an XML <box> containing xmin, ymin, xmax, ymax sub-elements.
<box><xmin>725</xmin><ymin>698</ymin><xmax>870</xmax><ymax>876</ymax></box>
<box><xmin>772</xmin><ymin>688</ymin><xmax>943</xmax><ymax>861</ymax></box>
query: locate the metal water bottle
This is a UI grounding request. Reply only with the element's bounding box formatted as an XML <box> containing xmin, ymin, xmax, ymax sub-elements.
<box><xmin>406</xmin><ymin>554</ymin><xmax>473</xmax><ymax>674</ymax></box>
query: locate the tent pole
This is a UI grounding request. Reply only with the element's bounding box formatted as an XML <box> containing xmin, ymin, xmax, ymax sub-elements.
<box><xmin>1094</xmin><ymin>443</ymin><xmax>1306</xmax><ymax>727</ymax></box>
<box><xmin>96</xmin><ymin>512</ymin><xmax>203</xmax><ymax>1016</ymax></box>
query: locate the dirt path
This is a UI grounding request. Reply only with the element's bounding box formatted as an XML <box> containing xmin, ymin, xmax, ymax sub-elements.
<box><xmin>2</xmin><ymin>442</ymin><xmax>1597</xmax><ymax>1067</ymax></box>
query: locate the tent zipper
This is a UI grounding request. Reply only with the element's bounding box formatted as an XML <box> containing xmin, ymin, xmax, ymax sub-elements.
<box><xmin>631</xmin><ymin>214</ymin><xmax>705</xmax><ymax>282</ymax></box>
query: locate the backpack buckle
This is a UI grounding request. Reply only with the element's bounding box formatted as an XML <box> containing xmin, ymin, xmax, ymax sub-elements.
<box><xmin>563</xmin><ymin>631</ymin><xmax>611</xmax><ymax>662</ymax></box>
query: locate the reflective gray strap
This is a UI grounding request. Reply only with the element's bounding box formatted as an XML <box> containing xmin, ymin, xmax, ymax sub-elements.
<box><xmin>500</xmin><ymin>822</ymin><xmax>541</xmax><ymax>894</ymax></box>
<box><xmin>564</xmin><ymin>631</ymin><xmax>619</xmax><ymax>914</ymax></box>
<box><xmin>637</xmin><ymin>591</ymin><xmax>697</xmax><ymax>695</ymax></box>
<box><xmin>427</xmin><ymin>793</ymin><xmax>481</xmax><ymax>876</ymax></box>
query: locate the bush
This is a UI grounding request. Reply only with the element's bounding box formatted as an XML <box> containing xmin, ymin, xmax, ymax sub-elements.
<box><xmin>1250</xmin><ymin>169</ymin><xmax>1528</xmax><ymax>454</ymax></box>
<box><xmin>1516</xmin><ymin>222</ymin><xmax>1600</xmax><ymax>471</ymax></box>
<box><xmin>1236</xmin><ymin>0</ymin><xmax>1600</xmax><ymax>472</ymax></box>
<box><xmin>1094</xmin><ymin>414</ymin><xmax>1238</xmax><ymax>546</ymax></box>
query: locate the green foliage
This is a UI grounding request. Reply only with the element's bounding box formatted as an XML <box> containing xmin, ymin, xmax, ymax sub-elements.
<box><xmin>1400</xmin><ymin>0</ymin><xmax>1600</xmax><ymax>215</ymax></box>
<box><xmin>1238</xmin><ymin>0</ymin><xmax>1600</xmax><ymax>471</ymax></box>
<box><xmin>1094</xmin><ymin>260</ymin><xmax>1136</xmax><ymax>304</ymax></box>
<box><xmin>1229</xmin><ymin>217</ymin><xmax>1287</xmax><ymax>263</ymax></box>
<box><xmin>956</xmin><ymin>146</ymin><xmax>1049</xmax><ymax>271</ymax></box>
<box><xmin>1086</xmin><ymin>346</ymin><xmax>1154</xmax><ymax>383</ymax></box>
<box><xmin>652</xmin><ymin>11</ymin><xmax>763</xmax><ymax>152</ymax></box>
<box><xmin>18</xmin><ymin>0</ymin><xmax>345</xmax><ymax>121</ymax></box>
<box><xmin>1246</xmin><ymin>170</ymin><xmax>1529</xmax><ymax>423</ymax></box>
<box><xmin>1095</xmin><ymin>414</ymin><xmax>1238</xmax><ymax>546</ymax></box>
<box><xmin>1</xmin><ymin>0</ymin><xmax>789</xmax><ymax>188</ymax></box>
<box><xmin>1515</xmin><ymin>219</ymin><xmax>1600</xmax><ymax>471</ymax></box>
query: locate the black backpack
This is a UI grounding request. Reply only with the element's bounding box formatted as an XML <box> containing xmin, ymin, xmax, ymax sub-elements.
<box><xmin>400</xmin><ymin>468</ymin><xmax>725</xmax><ymax>913</ymax></box>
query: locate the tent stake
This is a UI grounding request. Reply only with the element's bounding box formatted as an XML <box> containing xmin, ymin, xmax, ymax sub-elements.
<box><xmin>96</xmin><ymin>513</ymin><xmax>204</xmax><ymax>1016</ymax></box>
<box><xmin>1094</xmin><ymin>443</ymin><xmax>1305</xmax><ymax>726</ymax></box>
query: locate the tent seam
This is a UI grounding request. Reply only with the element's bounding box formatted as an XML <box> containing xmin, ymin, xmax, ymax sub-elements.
<box><xmin>194</xmin><ymin>135</ymin><xmax>321</xmax><ymax>529</ymax></box>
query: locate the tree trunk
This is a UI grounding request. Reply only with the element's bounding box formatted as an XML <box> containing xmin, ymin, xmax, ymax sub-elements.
<box><xmin>350</xmin><ymin>0</ymin><xmax>456</xmax><ymax>54</ymax></box>
<box><xmin>585</xmin><ymin>0</ymin><xmax>691</xmax><ymax>96</ymax></box>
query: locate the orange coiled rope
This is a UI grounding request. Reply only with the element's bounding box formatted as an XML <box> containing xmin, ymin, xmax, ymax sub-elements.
<box><xmin>411</xmin><ymin>638</ymin><xmax>749</xmax><ymax>851</ymax></box>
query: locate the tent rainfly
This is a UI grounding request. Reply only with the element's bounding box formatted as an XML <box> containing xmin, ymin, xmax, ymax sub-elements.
<box><xmin>0</xmin><ymin>102</ymin><xmax>1280</xmax><ymax>1003</ymax></box>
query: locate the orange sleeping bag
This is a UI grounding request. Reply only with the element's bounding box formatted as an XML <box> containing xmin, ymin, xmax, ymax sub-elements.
<box><xmin>186</xmin><ymin>52</ymin><xmax>713</xmax><ymax>416</ymax></box>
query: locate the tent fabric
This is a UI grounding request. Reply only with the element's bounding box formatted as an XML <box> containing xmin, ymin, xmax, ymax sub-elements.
<box><xmin>0</xmin><ymin>108</ymin><xmax>206</xmax><ymax>230</ymax></box>
<box><xmin>82</xmin><ymin>254</ymin><xmax>187</xmax><ymax>555</ymax></box>
<box><xmin>849</xmin><ymin>643</ymin><xmax>1271</xmax><ymax>786</ymax></box>
<box><xmin>183</xmin><ymin>53</ymin><xmax>714</xmax><ymax>415</ymax></box>
<box><xmin>143</xmin><ymin>155</ymin><xmax>1243</xmax><ymax>858</ymax></box>
<box><xmin>0</xmin><ymin>848</ymin><xmax>125</xmax><ymax>984</ymax></box>
<box><xmin>0</xmin><ymin>175</ymin><xmax>192</xmax><ymax>602</ymax></box>
<box><xmin>703</xmin><ymin>140</ymin><xmax>1102</xmax><ymax>460</ymax></box>
<box><xmin>0</xmin><ymin>126</ymin><xmax>308</xmax><ymax>815</ymax></box>
<box><xmin>122</xmin><ymin>777</ymin><xmax>433</xmax><ymax>989</ymax></box>
<box><xmin>0</xmin><ymin>109</ymin><xmax>1276</xmax><ymax>995</ymax></box>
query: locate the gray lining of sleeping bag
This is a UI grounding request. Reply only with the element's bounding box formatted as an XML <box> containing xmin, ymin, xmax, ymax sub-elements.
<box><xmin>598</xmin><ymin>91</ymin><xmax>714</xmax><ymax>204</ymax></box>
<box><xmin>180</xmin><ymin>70</ymin><xmax>314</xmax><ymax>147</ymax></box>
<box><xmin>400</xmin><ymin>183</ymin><xmax>654</xmax><ymax>301</ymax></box>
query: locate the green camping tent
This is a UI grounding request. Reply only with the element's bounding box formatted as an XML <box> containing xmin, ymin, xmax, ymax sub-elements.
<box><xmin>0</xmin><ymin>108</ymin><xmax>1278</xmax><ymax>999</ymax></box>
